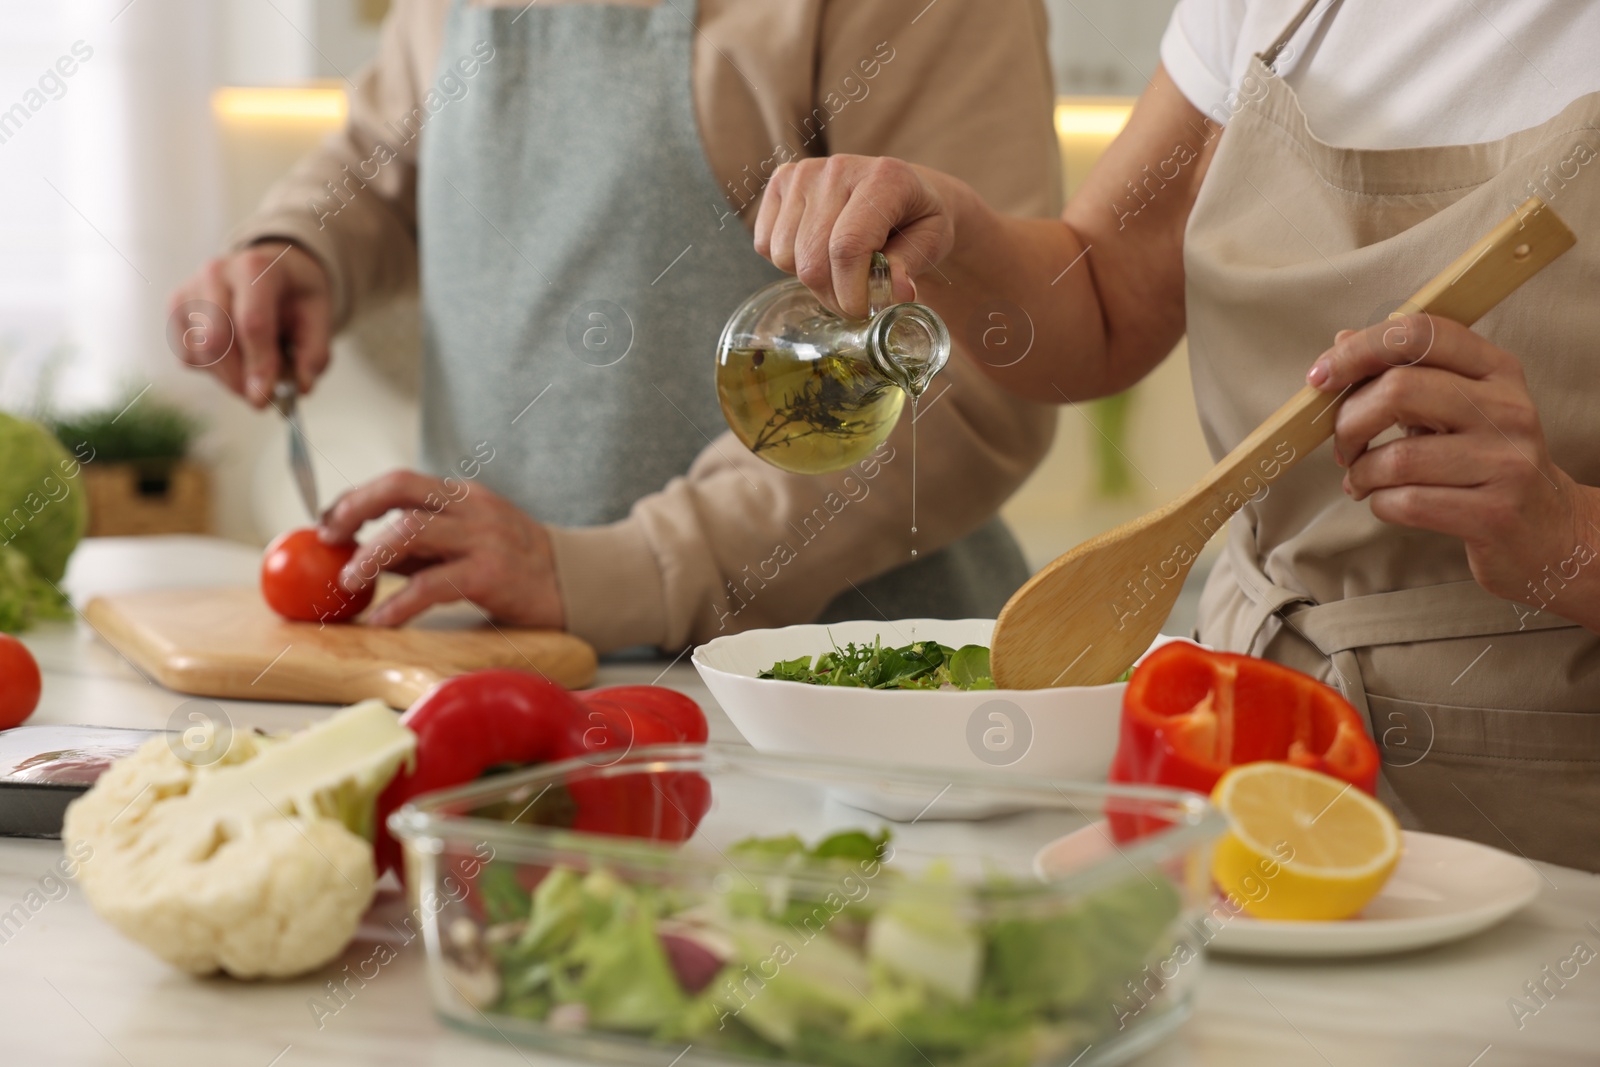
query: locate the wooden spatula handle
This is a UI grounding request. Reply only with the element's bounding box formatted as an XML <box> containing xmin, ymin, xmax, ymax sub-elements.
<box><xmin>1195</xmin><ymin>196</ymin><xmax>1576</xmax><ymax>513</ymax></box>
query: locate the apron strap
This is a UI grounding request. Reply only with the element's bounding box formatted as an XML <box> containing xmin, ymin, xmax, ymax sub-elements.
<box><xmin>1223</xmin><ymin>519</ymin><xmax>1582</xmax><ymax>722</ymax></box>
<box><xmin>1222</xmin><ymin>522</ymin><xmax>1375</xmax><ymax>721</ymax></box>
<box><xmin>1230</xmin><ymin>555</ymin><xmax>1313</xmax><ymax>658</ymax></box>
<box><xmin>1225</xmin><ymin>522</ymin><xmax>1315</xmax><ymax>657</ymax></box>
<box><xmin>1282</xmin><ymin>581</ymin><xmax>1579</xmax><ymax>654</ymax></box>
<box><xmin>1256</xmin><ymin>0</ymin><xmax>1346</xmax><ymax>72</ymax></box>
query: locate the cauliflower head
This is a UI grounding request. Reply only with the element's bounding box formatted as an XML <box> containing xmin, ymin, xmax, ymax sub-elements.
<box><xmin>64</xmin><ymin>700</ymin><xmax>415</xmax><ymax>979</ymax></box>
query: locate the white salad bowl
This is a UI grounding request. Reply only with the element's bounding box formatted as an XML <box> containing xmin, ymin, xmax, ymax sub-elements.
<box><xmin>693</xmin><ymin>618</ymin><xmax>1191</xmax><ymax>820</ymax></box>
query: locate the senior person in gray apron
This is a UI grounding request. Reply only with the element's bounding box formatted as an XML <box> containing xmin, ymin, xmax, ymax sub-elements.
<box><xmin>172</xmin><ymin>1</ymin><xmax>1062</xmax><ymax>652</ymax></box>
<box><xmin>414</xmin><ymin>0</ymin><xmax>1032</xmax><ymax>623</ymax></box>
<box><xmin>753</xmin><ymin>0</ymin><xmax>1600</xmax><ymax>870</ymax></box>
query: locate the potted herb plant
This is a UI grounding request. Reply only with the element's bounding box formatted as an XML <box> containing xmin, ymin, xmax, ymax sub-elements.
<box><xmin>48</xmin><ymin>396</ymin><xmax>208</xmax><ymax>537</ymax></box>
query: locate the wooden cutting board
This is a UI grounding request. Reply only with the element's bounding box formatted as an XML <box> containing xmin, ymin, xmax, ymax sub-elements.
<box><xmin>83</xmin><ymin>587</ymin><xmax>598</xmax><ymax>708</ymax></box>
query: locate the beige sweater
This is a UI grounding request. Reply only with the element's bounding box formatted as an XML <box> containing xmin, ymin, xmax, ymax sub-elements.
<box><xmin>232</xmin><ymin>0</ymin><xmax>1063</xmax><ymax>652</ymax></box>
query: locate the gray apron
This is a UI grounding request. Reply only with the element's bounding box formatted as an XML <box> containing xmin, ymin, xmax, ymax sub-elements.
<box><xmin>1186</xmin><ymin>0</ymin><xmax>1600</xmax><ymax>870</ymax></box>
<box><xmin>417</xmin><ymin>0</ymin><xmax>1030</xmax><ymax>630</ymax></box>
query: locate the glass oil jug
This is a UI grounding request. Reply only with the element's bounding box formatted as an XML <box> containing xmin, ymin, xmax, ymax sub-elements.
<box><xmin>716</xmin><ymin>253</ymin><xmax>951</xmax><ymax>475</ymax></box>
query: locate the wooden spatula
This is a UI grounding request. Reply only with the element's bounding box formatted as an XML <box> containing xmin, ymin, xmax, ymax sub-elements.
<box><xmin>990</xmin><ymin>197</ymin><xmax>1576</xmax><ymax>690</ymax></box>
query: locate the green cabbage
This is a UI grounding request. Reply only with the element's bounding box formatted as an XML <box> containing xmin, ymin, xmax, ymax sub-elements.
<box><xmin>0</xmin><ymin>412</ymin><xmax>88</xmax><ymax>631</ymax></box>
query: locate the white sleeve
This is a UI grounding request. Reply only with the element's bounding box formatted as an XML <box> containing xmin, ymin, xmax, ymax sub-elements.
<box><xmin>1159</xmin><ymin>0</ymin><xmax>1249</xmax><ymax>122</ymax></box>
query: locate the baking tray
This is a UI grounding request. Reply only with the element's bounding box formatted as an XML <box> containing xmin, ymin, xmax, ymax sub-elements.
<box><xmin>0</xmin><ymin>725</ymin><xmax>160</xmax><ymax>838</ymax></box>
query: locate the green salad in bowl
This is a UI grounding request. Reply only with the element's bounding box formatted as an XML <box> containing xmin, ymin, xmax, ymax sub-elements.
<box><xmin>758</xmin><ymin>637</ymin><xmax>1135</xmax><ymax>691</ymax></box>
<box><xmin>759</xmin><ymin>637</ymin><xmax>997</xmax><ymax>690</ymax></box>
<box><xmin>392</xmin><ymin>746</ymin><xmax>1222</xmax><ymax>1067</ymax></box>
<box><xmin>459</xmin><ymin>829</ymin><xmax>1182</xmax><ymax>1067</ymax></box>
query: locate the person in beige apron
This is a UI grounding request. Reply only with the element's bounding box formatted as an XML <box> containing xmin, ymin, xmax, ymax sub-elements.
<box><xmin>754</xmin><ymin>0</ymin><xmax>1600</xmax><ymax>871</ymax></box>
<box><xmin>1183</xmin><ymin>4</ymin><xmax>1600</xmax><ymax>872</ymax></box>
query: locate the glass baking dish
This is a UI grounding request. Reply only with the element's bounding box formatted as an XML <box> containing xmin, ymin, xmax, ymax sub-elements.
<box><xmin>388</xmin><ymin>744</ymin><xmax>1224</xmax><ymax>1067</ymax></box>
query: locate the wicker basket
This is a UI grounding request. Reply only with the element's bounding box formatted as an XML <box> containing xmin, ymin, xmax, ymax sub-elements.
<box><xmin>81</xmin><ymin>460</ymin><xmax>210</xmax><ymax>537</ymax></box>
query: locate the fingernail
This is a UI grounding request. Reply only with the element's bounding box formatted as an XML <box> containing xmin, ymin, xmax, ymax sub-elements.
<box><xmin>1334</xmin><ymin>329</ymin><xmax>1354</xmax><ymax>343</ymax></box>
<box><xmin>1333</xmin><ymin>447</ymin><xmax>1345</xmax><ymax>467</ymax></box>
<box><xmin>338</xmin><ymin>566</ymin><xmax>361</xmax><ymax>592</ymax></box>
<box><xmin>1308</xmin><ymin>362</ymin><xmax>1329</xmax><ymax>387</ymax></box>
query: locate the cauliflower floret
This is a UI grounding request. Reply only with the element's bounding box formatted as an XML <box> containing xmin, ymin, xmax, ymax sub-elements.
<box><xmin>64</xmin><ymin>700</ymin><xmax>413</xmax><ymax>979</ymax></box>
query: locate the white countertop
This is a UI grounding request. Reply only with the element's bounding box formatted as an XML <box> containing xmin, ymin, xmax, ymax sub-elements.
<box><xmin>3</xmin><ymin>537</ymin><xmax>1596</xmax><ymax>1067</ymax></box>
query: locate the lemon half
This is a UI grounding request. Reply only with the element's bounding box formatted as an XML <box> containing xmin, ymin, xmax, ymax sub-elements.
<box><xmin>1210</xmin><ymin>763</ymin><xmax>1401</xmax><ymax>922</ymax></box>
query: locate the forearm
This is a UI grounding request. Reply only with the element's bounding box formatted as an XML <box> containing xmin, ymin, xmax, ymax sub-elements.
<box><xmin>227</xmin><ymin>0</ymin><xmax>446</xmax><ymax>326</ymax></box>
<box><xmin>920</xmin><ymin>66</ymin><xmax>1214</xmax><ymax>404</ymax></box>
<box><xmin>233</xmin><ymin>157</ymin><xmax>419</xmax><ymax>331</ymax></box>
<box><xmin>549</xmin><ymin>359</ymin><xmax>1055</xmax><ymax>653</ymax></box>
<box><xmin>927</xmin><ymin>179</ymin><xmax>1116</xmax><ymax>400</ymax></box>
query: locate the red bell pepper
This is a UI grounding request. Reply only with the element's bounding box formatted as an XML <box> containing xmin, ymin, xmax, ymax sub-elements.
<box><xmin>574</xmin><ymin>686</ymin><xmax>708</xmax><ymax>746</ymax></box>
<box><xmin>565</xmin><ymin>685</ymin><xmax>712</xmax><ymax>842</ymax></box>
<box><xmin>374</xmin><ymin>670</ymin><xmax>711</xmax><ymax>877</ymax></box>
<box><xmin>1108</xmin><ymin>643</ymin><xmax>1378</xmax><ymax>839</ymax></box>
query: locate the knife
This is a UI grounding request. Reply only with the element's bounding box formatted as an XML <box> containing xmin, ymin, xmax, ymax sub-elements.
<box><xmin>272</xmin><ymin>366</ymin><xmax>320</xmax><ymax>523</ymax></box>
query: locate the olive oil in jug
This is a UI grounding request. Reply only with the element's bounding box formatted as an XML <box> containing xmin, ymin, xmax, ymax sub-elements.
<box><xmin>716</xmin><ymin>254</ymin><xmax>950</xmax><ymax>475</ymax></box>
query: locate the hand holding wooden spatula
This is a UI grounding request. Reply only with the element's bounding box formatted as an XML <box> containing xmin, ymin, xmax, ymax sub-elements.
<box><xmin>990</xmin><ymin>197</ymin><xmax>1577</xmax><ymax>690</ymax></box>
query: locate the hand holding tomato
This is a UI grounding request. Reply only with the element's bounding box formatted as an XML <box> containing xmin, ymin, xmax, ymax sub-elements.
<box><xmin>260</xmin><ymin>528</ymin><xmax>373</xmax><ymax>623</ymax></box>
<box><xmin>0</xmin><ymin>633</ymin><xmax>41</xmax><ymax>729</ymax></box>
<box><xmin>317</xmin><ymin>471</ymin><xmax>565</xmax><ymax>631</ymax></box>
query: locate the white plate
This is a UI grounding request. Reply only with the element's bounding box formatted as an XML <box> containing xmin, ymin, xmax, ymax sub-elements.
<box><xmin>1034</xmin><ymin>825</ymin><xmax>1543</xmax><ymax>958</ymax></box>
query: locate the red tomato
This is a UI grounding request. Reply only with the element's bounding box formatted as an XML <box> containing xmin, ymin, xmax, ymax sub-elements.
<box><xmin>260</xmin><ymin>528</ymin><xmax>373</xmax><ymax>623</ymax></box>
<box><xmin>0</xmin><ymin>634</ymin><xmax>41</xmax><ymax>729</ymax></box>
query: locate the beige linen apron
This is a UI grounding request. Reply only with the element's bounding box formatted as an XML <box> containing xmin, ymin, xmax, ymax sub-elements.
<box><xmin>1185</xmin><ymin>1</ymin><xmax>1600</xmax><ymax>871</ymax></box>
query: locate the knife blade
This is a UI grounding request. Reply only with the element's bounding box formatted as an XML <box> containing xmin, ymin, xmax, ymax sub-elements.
<box><xmin>272</xmin><ymin>372</ymin><xmax>320</xmax><ymax>522</ymax></box>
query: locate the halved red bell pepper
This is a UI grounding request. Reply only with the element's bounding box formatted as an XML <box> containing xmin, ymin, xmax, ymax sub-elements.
<box><xmin>1108</xmin><ymin>643</ymin><xmax>1378</xmax><ymax>839</ymax></box>
<box><xmin>374</xmin><ymin>670</ymin><xmax>711</xmax><ymax>877</ymax></box>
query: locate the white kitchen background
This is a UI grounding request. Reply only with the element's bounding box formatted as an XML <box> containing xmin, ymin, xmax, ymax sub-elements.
<box><xmin>0</xmin><ymin>0</ymin><xmax>1215</xmax><ymax>620</ymax></box>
